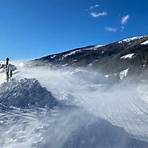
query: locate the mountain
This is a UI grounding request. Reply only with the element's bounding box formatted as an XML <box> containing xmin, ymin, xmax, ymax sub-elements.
<box><xmin>1</xmin><ymin>36</ymin><xmax>148</xmax><ymax>147</ymax></box>
<box><xmin>29</xmin><ymin>35</ymin><xmax>148</xmax><ymax>80</ymax></box>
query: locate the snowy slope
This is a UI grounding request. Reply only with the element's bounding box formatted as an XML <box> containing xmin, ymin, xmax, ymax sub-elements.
<box><xmin>8</xmin><ymin>67</ymin><xmax>148</xmax><ymax>143</ymax></box>
<box><xmin>1</xmin><ymin>34</ymin><xmax>148</xmax><ymax>147</ymax></box>
<box><xmin>0</xmin><ymin>66</ymin><xmax>148</xmax><ymax>147</ymax></box>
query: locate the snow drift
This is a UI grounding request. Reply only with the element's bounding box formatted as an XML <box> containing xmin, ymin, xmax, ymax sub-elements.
<box><xmin>0</xmin><ymin>78</ymin><xmax>58</xmax><ymax>109</ymax></box>
<box><xmin>0</xmin><ymin>65</ymin><xmax>148</xmax><ymax>148</ymax></box>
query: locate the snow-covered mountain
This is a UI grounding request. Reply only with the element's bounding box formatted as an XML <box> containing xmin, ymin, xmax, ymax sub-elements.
<box><xmin>1</xmin><ymin>36</ymin><xmax>148</xmax><ymax>148</ymax></box>
<box><xmin>29</xmin><ymin>35</ymin><xmax>148</xmax><ymax>81</ymax></box>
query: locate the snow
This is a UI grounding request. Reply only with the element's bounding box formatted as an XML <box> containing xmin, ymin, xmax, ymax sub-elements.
<box><xmin>19</xmin><ymin>62</ymin><xmax>24</xmax><ymax>68</ymax></box>
<box><xmin>0</xmin><ymin>78</ymin><xmax>58</xmax><ymax>109</ymax></box>
<box><xmin>1</xmin><ymin>106</ymin><xmax>147</xmax><ymax>148</ymax></box>
<box><xmin>62</xmin><ymin>45</ymin><xmax>104</xmax><ymax>59</ymax></box>
<box><xmin>1</xmin><ymin>66</ymin><xmax>148</xmax><ymax>147</ymax></box>
<box><xmin>105</xmin><ymin>75</ymin><xmax>109</xmax><ymax>78</ymax></box>
<box><xmin>88</xmin><ymin>59</ymin><xmax>99</xmax><ymax>67</ymax></box>
<box><xmin>120</xmin><ymin>68</ymin><xmax>129</xmax><ymax>80</ymax></box>
<box><xmin>95</xmin><ymin>45</ymin><xmax>104</xmax><ymax>48</ymax></box>
<box><xmin>137</xmin><ymin>83</ymin><xmax>148</xmax><ymax>104</ymax></box>
<box><xmin>50</xmin><ymin>55</ymin><xmax>56</xmax><ymax>59</ymax></box>
<box><xmin>62</xmin><ymin>50</ymin><xmax>80</xmax><ymax>59</ymax></box>
<box><xmin>141</xmin><ymin>40</ymin><xmax>148</xmax><ymax>45</ymax></box>
<box><xmin>120</xmin><ymin>53</ymin><xmax>134</xmax><ymax>59</ymax></box>
<box><xmin>62</xmin><ymin>63</ymin><xmax>68</xmax><ymax>66</ymax></box>
<box><xmin>118</xmin><ymin>36</ymin><xmax>145</xmax><ymax>44</ymax></box>
<box><xmin>0</xmin><ymin>73</ymin><xmax>6</xmax><ymax>84</ymax></box>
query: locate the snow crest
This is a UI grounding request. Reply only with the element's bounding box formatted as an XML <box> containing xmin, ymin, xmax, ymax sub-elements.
<box><xmin>118</xmin><ymin>36</ymin><xmax>145</xmax><ymax>44</ymax></box>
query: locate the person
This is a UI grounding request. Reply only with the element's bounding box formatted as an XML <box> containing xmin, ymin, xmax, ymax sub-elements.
<box><xmin>4</xmin><ymin>58</ymin><xmax>16</xmax><ymax>82</ymax></box>
<box><xmin>10</xmin><ymin>69</ymin><xmax>13</xmax><ymax>79</ymax></box>
<box><xmin>6</xmin><ymin>64</ymin><xmax>9</xmax><ymax>82</ymax></box>
<box><xmin>6</xmin><ymin>57</ymin><xmax>9</xmax><ymax>66</ymax></box>
<box><xmin>5</xmin><ymin>58</ymin><xmax>11</xmax><ymax>82</ymax></box>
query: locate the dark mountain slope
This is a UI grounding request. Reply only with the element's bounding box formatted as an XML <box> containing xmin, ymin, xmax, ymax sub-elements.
<box><xmin>29</xmin><ymin>36</ymin><xmax>148</xmax><ymax>80</ymax></box>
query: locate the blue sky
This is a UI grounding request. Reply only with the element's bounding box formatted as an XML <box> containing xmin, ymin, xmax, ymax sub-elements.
<box><xmin>0</xmin><ymin>0</ymin><xmax>148</xmax><ymax>60</ymax></box>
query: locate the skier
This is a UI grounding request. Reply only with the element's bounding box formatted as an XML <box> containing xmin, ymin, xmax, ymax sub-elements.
<box><xmin>6</xmin><ymin>57</ymin><xmax>9</xmax><ymax>66</ymax></box>
<box><xmin>2</xmin><ymin>58</ymin><xmax>17</xmax><ymax>82</ymax></box>
<box><xmin>6</xmin><ymin>66</ymin><xmax>9</xmax><ymax>82</ymax></box>
<box><xmin>6</xmin><ymin>58</ymin><xmax>10</xmax><ymax>82</ymax></box>
<box><xmin>5</xmin><ymin>58</ymin><xmax>15</xmax><ymax>82</ymax></box>
<box><xmin>10</xmin><ymin>69</ymin><xmax>13</xmax><ymax>79</ymax></box>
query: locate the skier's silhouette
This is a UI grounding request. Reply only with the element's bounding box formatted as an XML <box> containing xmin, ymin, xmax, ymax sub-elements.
<box><xmin>6</xmin><ymin>58</ymin><xmax>10</xmax><ymax>82</ymax></box>
<box><xmin>10</xmin><ymin>70</ymin><xmax>13</xmax><ymax>79</ymax></box>
<box><xmin>6</xmin><ymin>58</ymin><xmax>9</xmax><ymax>66</ymax></box>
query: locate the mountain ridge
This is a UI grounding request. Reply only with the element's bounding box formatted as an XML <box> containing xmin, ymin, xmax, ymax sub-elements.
<box><xmin>28</xmin><ymin>35</ymin><xmax>148</xmax><ymax>81</ymax></box>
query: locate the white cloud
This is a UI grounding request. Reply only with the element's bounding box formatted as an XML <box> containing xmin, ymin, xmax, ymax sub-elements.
<box><xmin>90</xmin><ymin>11</ymin><xmax>107</xmax><ymax>18</ymax></box>
<box><xmin>89</xmin><ymin>4</ymin><xmax>99</xmax><ymax>10</ymax></box>
<box><xmin>88</xmin><ymin>4</ymin><xmax>107</xmax><ymax>18</ymax></box>
<box><xmin>105</xmin><ymin>27</ymin><xmax>117</xmax><ymax>32</ymax></box>
<box><xmin>121</xmin><ymin>15</ymin><xmax>130</xmax><ymax>25</ymax></box>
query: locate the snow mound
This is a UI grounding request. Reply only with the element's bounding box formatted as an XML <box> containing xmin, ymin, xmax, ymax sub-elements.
<box><xmin>0</xmin><ymin>78</ymin><xmax>58</xmax><ymax>109</ymax></box>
